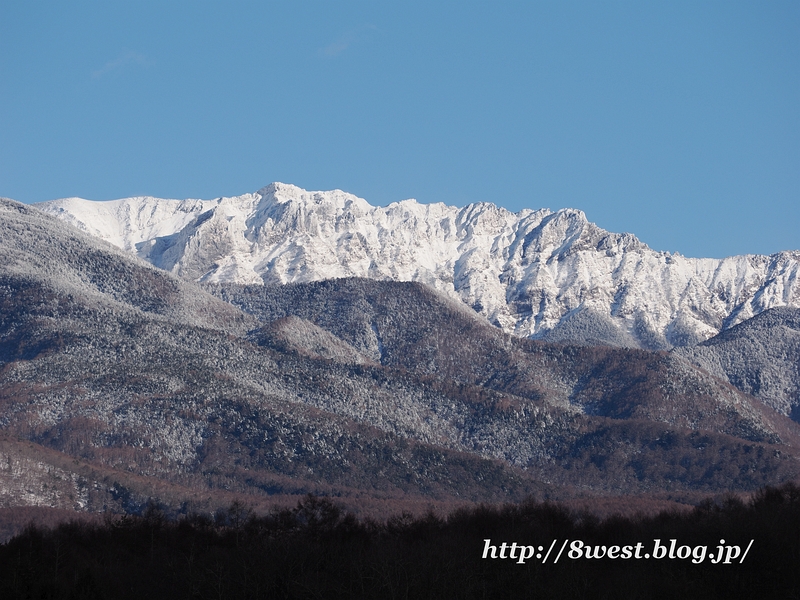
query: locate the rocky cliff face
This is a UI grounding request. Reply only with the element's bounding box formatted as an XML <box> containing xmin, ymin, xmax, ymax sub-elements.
<box><xmin>37</xmin><ymin>183</ymin><xmax>800</xmax><ymax>349</ymax></box>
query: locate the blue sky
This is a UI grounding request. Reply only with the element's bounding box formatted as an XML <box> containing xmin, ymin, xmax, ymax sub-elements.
<box><xmin>1</xmin><ymin>1</ymin><xmax>797</xmax><ymax>258</ymax></box>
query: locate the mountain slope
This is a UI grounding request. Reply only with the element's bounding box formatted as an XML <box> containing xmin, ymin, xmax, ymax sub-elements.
<box><xmin>36</xmin><ymin>183</ymin><xmax>800</xmax><ymax>350</ymax></box>
<box><xmin>0</xmin><ymin>198</ymin><xmax>558</xmax><ymax>505</ymax></box>
<box><xmin>1</xmin><ymin>197</ymin><xmax>251</xmax><ymax>339</ymax></box>
<box><xmin>675</xmin><ymin>307</ymin><xmax>800</xmax><ymax>420</ymax></box>
<box><xmin>210</xmin><ymin>278</ymin><xmax>800</xmax><ymax>441</ymax></box>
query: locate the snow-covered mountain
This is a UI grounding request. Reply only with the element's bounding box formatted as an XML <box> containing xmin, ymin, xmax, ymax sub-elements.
<box><xmin>36</xmin><ymin>183</ymin><xmax>800</xmax><ymax>348</ymax></box>
<box><xmin>7</xmin><ymin>195</ymin><xmax>800</xmax><ymax>509</ymax></box>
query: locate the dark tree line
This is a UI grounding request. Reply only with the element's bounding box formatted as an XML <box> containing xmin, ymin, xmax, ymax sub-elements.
<box><xmin>1</xmin><ymin>483</ymin><xmax>799</xmax><ymax>599</ymax></box>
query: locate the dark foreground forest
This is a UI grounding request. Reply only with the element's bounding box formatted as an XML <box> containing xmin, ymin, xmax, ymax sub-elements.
<box><xmin>1</xmin><ymin>483</ymin><xmax>799</xmax><ymax>600</ymax></box>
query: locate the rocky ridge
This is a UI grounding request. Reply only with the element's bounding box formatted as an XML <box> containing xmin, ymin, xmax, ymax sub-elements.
<box><xmin>37</xmin><ymin>183</ymin><xmax>800</xmax><ymax>349</ymax></box>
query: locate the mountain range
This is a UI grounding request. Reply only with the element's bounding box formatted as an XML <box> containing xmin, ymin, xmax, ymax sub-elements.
<box><xmin>0</xmin><ymin>185</ymin><xmax>798</xmax><ymax>529</ymax></box>
<box><xmin>38</xmin><ymin>183</ymin><xmax>800</xmax><ymax>350</ymax></box>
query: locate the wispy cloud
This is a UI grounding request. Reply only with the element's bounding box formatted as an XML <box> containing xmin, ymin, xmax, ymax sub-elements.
<box><xmin>318</xmin><ymin>24</ymin><xmax>378</xmax><ymax>58</ymax></box>
<box><xmin>92</xmin><ymin>51</ymin><xmax>148</xmax><ymax>78</ymax></box>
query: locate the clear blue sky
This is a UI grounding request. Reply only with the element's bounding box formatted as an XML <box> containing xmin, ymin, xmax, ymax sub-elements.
<box><xmin>1</xmin><ymin>1</ymin><xmax>797</xmax><ymax>258</ymax></box>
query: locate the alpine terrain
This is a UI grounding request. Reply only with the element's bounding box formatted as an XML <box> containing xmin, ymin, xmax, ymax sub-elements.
<box><xmin>0</xmin><ymin>184</ymin><xmax>797</xmax><ymax>532</ymax></box>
